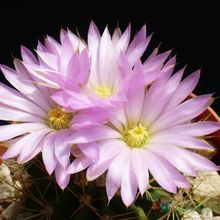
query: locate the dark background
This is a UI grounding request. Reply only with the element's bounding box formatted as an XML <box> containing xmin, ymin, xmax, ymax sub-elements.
<box><xmin>0</xmin><ymin>0</ymin><xmax>220</xmax><ymax>111</ymax></box>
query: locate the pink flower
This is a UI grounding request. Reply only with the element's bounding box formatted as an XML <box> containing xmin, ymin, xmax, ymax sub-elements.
<box><xmin>66</xmin><ymin>68</ymin><xmax>219</xmax><ymax>206</ymax></box>
<box><xmin>22</xmin><ymin>22</ymin><xmax>171</xmax><ymax>110</ymax></box>
<box><xmin>0</xmin><ymin>60</ymin><xmax>102</xmax><ymax>189</ymax></box>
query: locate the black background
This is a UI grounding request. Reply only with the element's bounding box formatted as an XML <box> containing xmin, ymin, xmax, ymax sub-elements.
<box><xmin>0</xmin><ymin>0</ymin><xmax>220</xmax><ymax>111</ymax></box>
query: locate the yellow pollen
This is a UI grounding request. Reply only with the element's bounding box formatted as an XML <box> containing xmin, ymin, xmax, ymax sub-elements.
<box><xmin>123</xmin><ymin>124</ymin><xmax>149</xmax><ymax>148</ymax></box>
<box><xmin>48</xmin><ymin>106</ymin><xmax>74</xmax><ymax>130</ymax></box>
<box><xmin>94</xmin><ymin>85</ymin><xmax>112</xmax><ymax>99</ymax></box>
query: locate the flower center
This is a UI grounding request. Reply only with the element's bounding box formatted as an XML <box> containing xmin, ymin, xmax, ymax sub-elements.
<box><xmin>94</xmin><ymin>85</ymin><xmax>112</xmax><ymax>99</ymax></box>
<box><xmin>123</xmin><ymin>124</ymin><xmax>149</xmax><ymax>148</ymax></box>
<box><xmin>48</xmin><ymin>106</ymin><xmax>74</xmax><ymax>130</ymax></box>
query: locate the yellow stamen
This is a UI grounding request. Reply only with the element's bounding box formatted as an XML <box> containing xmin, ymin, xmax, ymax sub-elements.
<box><xmin>94</xmin><ymin>85</ymin><xmax>112</xmax><ymax>99</ymax></box>
<box><xmin>48</xmin><ymin>106</ymin><xmax>73</xmax><ymax>130</ymax></box>
<box><xmin>123</xmin><ymin>124</ymin><xmax>149</xmax><ymax>148</ymax></box>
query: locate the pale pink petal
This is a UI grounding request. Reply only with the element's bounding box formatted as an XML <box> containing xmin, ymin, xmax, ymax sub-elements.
<box><xmin>86</xmin><ymin>158</ymin><xmax>112</xmax><ymax>181</ymax></box>
<box><xmin>0</xmin><ymin>123</ymin><xmax>48</xmax><ymax>142</ymax></box>
<box><xmin>42</xmin><ymin>133</ymin><xmax>57</xmax><ymax>175</ymax></box>
<box><xmin>97</xmin><ymin>27</ymin><xmax>112</xmax><ymax>84</ymax></box>
<box><xmin>78</xmin><ymin>143</ymin><xmax>99</xmax><ymax>161</ymax></box>
<box><xmin>150</xmin><ymin>134</ymin><xmax>214</xmax><ymax>150</ymax></box>
<box><xmin>142</xmin><ymin>68</ymin><xmax>184</xmax><ymax>126</ymax></box>
<box><xmin>151</xmin><ymin>94</ymin><xmax>213</xmax><ymax>132</ymax></box>
<box><xmin>152</xmin><ymin>145</ymin><xmax>218</xmax><ymax>172</ymax></box>
<box><xmin>36</xmin><ymin>50</ymin><xmax>58</xmax><ymax>70</ymax></box>
<box><xmin>72</xmin><ymin>110</ymin><xmax>108</xmax><ymax>130</ymax></box>
<box><xmin>88</xmin><ymin>21</ymin><xmax>101</xmax><ymax>86</ymax></box>
<box><xmin>127</xmin><ymin>34</ymin><xmax>152</xmax><ymax>66</ymax></box>
<box><xmin>59</xmin><ymin>33</ymin><xmax>75</xmax><ymax>72</ymax></box>
<box><xmin>54</xmin><ymin>130</ymin><xmax>71</xmax><ymax>169</ymax></box>
<box><xmin>156</xmin><ymin>61</ymin><xmax>175</xmax><ymax>83</ymax></box>
<box><xmin>85</xmin><ymin>140</ymin><xmax>125</xmax><ymax>180</ymax></box>
<box><xmin>71</xmin><ymin>114</ymin><xmax>100</xmax><ymax>129</ymax></box>
<box><xmin>1</xmin><ymin>138</ymin><xmax>27</xmax><ymax>160</ymax></box>
<box><xmin>99</xmin><ymin>139</ymin><xmax>126</xmax><ymax>159</ymax></box>
<box><xmin>109</xmin><ymin>107</ymin><xmax>128</xmax><ymax>130</ymax></box>
<box><xmin>66</xmin><ymin>125</ymin><xmax>121</xmax><ymax>144</ymax></box>
<box><xmin>132</xmin><ymin>149</ymin><xmax>149</xmax><ymax>195</ymax></box>
<box><xmin>67</xmin><ymin>156</ymin><xmax>92</xmax><ymax>174</ymax></box>
<box><xmin>1</xmin><ymin>63</ymin><xmax>51</xmax><ymax>111</ymax></box>
<box><xmin>60</xmin><ymin>28</ymin><xmax>67</xmax><ymax>44</ymax></box>
<box><xmin>152</xmin><ymin>154</ymin><xmax>191</xmax><ymax>189</ymax></box>
<box><xmin>156</xmin><ymin>121</ymin><xmax>220</xmax><ymax>137</ymax></box>
<box><xmin>0</xmin><ymin>83</ymin><xmax>46</xmax><ymax>117</ymax></box>
<box><xmin>143</xmin><ymin>67</ymin><xmax>162</xmax><ymax>85</ymax></box>
<box><xmin>45</xmin><ymin>36</ymin><xmax>61</xmax><ymax>56</ymax></box>
<box><xmin>55</xmin><ymin>164</ymin><xmax>70</xmax><ymax>190</ymax></box>
<box><xmin>51</xmin><ymin>90</ymin><xmax>94</xmax><ymax>110</ymax></box>
<box><xmin>23</xmin><ymin>64</ymin><xmax>60</xmax><ymax>89</ymax></box>
<box><xmin>106</xmin><ymin>148</ymin><xmax>130</xmax><ymax>202</ymax></box>
<box><xmin>143</xmin><ymin>50</ymin><xmax>171</xmax><ymax>72</ymax></box>
<box><xmin>65</xmin><ymin>50</ymin><xmax>90</xmax><ymax>89</ymax></box>
<box><xmin>21</xmin><ymin>46</ymin><xmax>38</xmax><ymax>64</ymax></box>
<box><xmin>112</xmin><ymin>27</ymin><xmax>122</xmax><ymax>44</ymax></box>
<box><xmin>125</xmin><ymin>72</ymin><xmax>145</xmax><ymax>124</ymax></box>
<box><xmin>143</xmin><ymin>151</ymin><xmax>177</xmax><ymax>193</ymax></box>
<box><xmin>37</xmin><ymin>40</ymin><xmax>48</xmax><ymax>52</ymax></box>
<box><xmin>76</xmin><ymin>49</ymin><xmax>91</xmax><ymax>85</ymax></box>
<box><xmin>184</xmin><ymin>151</ymin><xmax>219</xmax><ymax>171</ymax></box>
<box><xmin>67</xmin><ymin>29</ymin><xmax>86</xmax><ymax>52</ymax></box>
<box><xmin>165</xmin><ymin>70</ymin><xmax>200</xmax><ymax>111</ymax></box>
<box><xmin>126</xmin><ymin>25</ymin><xmax>150</xmax><ymax>65</ymax></box>
<box><xmin>121</xmin><ymin>156</ymin><xmax>138</xmax><ymax>207</ymax></box>
<box><xmin>149</xmin><ymin>144</ymin><xmax>197</xmax><ymax>176</ymax></box>
<box><xmin>116</xmin><ymin>24</ymin><xmax>131</xmax><ymax>52</ymax></box>
<box><xmin>14</xmin><ymin>59</ymin><xmax>53</xmax><ymax>105</ymax></box>
<box><xmin>18</xmin><ymin>129</ymin><xmax>50</xmax><ymax>163</ymax></box>
<box><xmin>0</xmin><ymin>105</ymin><xmax>44</xmax><ymax>123</ymax></box>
